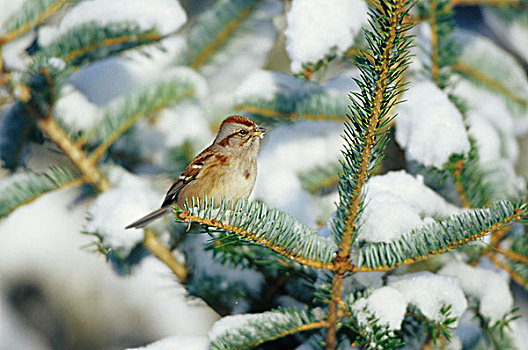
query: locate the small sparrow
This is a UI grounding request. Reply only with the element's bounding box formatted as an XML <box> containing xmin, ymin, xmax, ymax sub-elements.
<box><xmin>126</xmin><ymin>115</ymin><xmax>265</xmax><ymax>229</ymax></box>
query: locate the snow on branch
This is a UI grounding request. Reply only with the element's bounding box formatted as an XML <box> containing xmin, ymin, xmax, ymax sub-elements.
<box><xmin>0</xmin><ymin>166</ymin><xmax>81</xmax><ymax>218</ymax></box>
<box><xmin>356</xmin><ymin>200</ymin><xmax>527</xmax><ymax>271</ymax></box>
<box><xmin>184</xmin><ymin>0</ymin><xmax>259</xmax><ymax>70</ymax></box>
<box><xmin>36</xmin><ymin>22</ymin><xmax>163</xmax><ymax>68</ymax></box>
<box><xmin>174</xmin><ymin>197</ymin><xmax>341</xmax><ymax>270</ymax></box>
<box><xmin>209</xmin><ymin>308</ymin><xmax>324</xmax><ymax>350</ymax></box>
<box><xmin>333</xmin><ymin>0</ymin><xmax>414</xmax><ymax>253</ymax></box>
<box><xmin>87</xmin><ymin>78</ymin><xmax>195</xmax><ymax>161</ymax></box>
<box><xmin>0</xmin><ymin>0</ymin><xmax>69</xmax><ymax>45</ymax></box>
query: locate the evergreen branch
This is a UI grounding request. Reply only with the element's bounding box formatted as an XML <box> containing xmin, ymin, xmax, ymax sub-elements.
<box><xmin>492</xmin><ymin>246</ymin><xmax>528</xmax><ymax>264</ymax></box>
<box><xmin>0</xmin><ymin>0</ymin><xmax>70</xmax><ymax>46</ymax></box>
<box><xmin>187</xmin><ymin>0</ymin><xmax>258</xmax><ymax>69</ymax></box>
<box><xmin>0</xmin><ymin>166</ymin><xmax>81</xmax><ymax>218</ymax></box>
<box><xmin>355</xmin><ymin>200</ymin><xmax>526</xmax><ymax>271</ymax></box>
<box><xmin>298</xmin><ymin>163</ymin><xmax>342</xmax><ymax>194</ymax></box>
<box><xmin>408</xmin><ymin>305</ymin><xmax>457</xmax><ymax>344</ymax></box>
<box><xmin>143</xmin><ymin>228</ymin><xmax>187</xmax><ymax>282</ymax></box>
<box><xmin>174</xmin><ymin>198</ymin><xmax>344</xmax><ymax>271</ymax></box>
<box><xmin>453</xmin><ymin>62</ymin><xmax>527</xmax><ymax>108</ymax></box>
<box><xmin>234</xmin><ymin>104</ymin><xmax>347</xmax><ymax>122</ymax></box>
<box><xmin>37</xmin><ymin>117</ymin><xmax>110</xmax><ymax>191</ymax></box>
<box><xmin>428</xmin><ymin>0</ymin><xmax>440</xmax><ymax>83</ymax></box>
<box><xmin>88</xmin><ymin>79</ymin><xmax>194</xmax><ymax>162</ymax></box>
<box><xmin>451</xmin><ymin>0</ymin><xmax>528</xmax><ymax>7</ymax></box>
<box><xmin>210</xmin><ymin>308</ymin><xmax>325</xmax><ymax>350</ymax></box>
<box><xmin>327</xmin><ymin>0</ymin><xmax>414</xmax><ymax>346</ymax></box>
<box><xmin>36</xmin><ymin>22</ymin><xmax>162</xmax><ymax>68</ymax></box>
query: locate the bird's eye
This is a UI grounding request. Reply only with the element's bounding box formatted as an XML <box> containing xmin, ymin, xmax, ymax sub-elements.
<box><xmin>238</xmin><ymin>129</ymin><xmax>248</xmax><ymax>135</ymax></box>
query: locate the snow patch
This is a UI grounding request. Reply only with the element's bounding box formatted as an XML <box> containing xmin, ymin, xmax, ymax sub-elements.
<box><xmin>54</xmin><ymin>85</ymin><xmax>103</xmax><ymax>132</ymax></box>
<box><xmin>39</xmin><ymin>0</ymin><xmax>187</xmax><ymax>46</ymax></box>
<box><xmin>390</xmin><ymin>272</ymin><xmax>468</xmax><ymax>325</ymax></box>
<box><xmin>395</xmin><ymin>80</ymin><xmax>470</xmax><ymax>168</ymax></box>
<box><xmin>359</xmin><ymin>171</ymin><xmax>460</xmax><ymax>242</ymax></box>
<box><xmin>439</xmin><ymin>261</ymin><xmax>513</xmax><ymax>324</ymax></box>
<box><xmin>351</xmin><ymin>286</ymin><xmax>407</xmax><ymax>330</ymax></box>
<box><xmin>285</xmin><ymin>0</ymin><xmax>368</xmax><ymax>72</ymax></box>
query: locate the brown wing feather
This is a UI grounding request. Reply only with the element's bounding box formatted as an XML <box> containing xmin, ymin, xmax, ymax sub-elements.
<box><xmin>161</xmin><ymin>148</ymin><xmax>215</xmax><ymax>207</ymax></box>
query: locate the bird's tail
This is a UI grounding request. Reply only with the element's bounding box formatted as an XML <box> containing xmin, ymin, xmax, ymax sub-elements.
<box><xmin>125</xmin><ymin>206</ymin><xmax>170</xmax><ymax>229</ymax></box>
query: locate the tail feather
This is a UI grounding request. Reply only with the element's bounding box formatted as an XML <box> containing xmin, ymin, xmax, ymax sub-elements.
<box><xmin>125</xmin><ymin>206</ymin><xmax>170</xmax><ymax>229</ymax></box>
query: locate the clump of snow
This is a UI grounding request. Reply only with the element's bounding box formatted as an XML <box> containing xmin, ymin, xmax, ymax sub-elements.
<box><xmin>38</xmin><ymin>0</ymin><xmax>187</xmax><ymax>47</ymax></box>
<box><xmin>0</xmin><ymin>32</ymin><xmax>34</xmax><ymax>70</ymax></box>
<box><xmin>86</xmin><ymin>168</ymin><xmax>162</xmax><ymax>255</ymax></box>
<box><xmin>395</xmin><ymin>80</ymin><xmax>470</xmax><ymax>168</ymax></box>
<box><xmin>0</xmin><ymin>0</ymin><xmax>25</xmax><ymax>35</ymax></box>
<box><xmin>439</xmin><ymin>261</ymin><xmax>513</xmax><ymax>324</ymax></box>
<box><xmin>54</xmin><ymin>85</ymin><xmax>103</xmax><ymax>132</ymax></box>
<box><xmin>0</xmin><ymin>188</ymin><xmax>219</xmax><ymax>347</ymax></box>
<box><xmin>359</xmin><ymin>171</ymin><xmax>460</xmax><ymax>242</ymax></box>
<box><xmin>285</xmin><ymin>0</ymin><xmax>368</xmax><ymax>72</ymax></box>
<box><xmin>208</xmin><ymin>311</ymin><xmax>288</xmax><ymax>341</ymax></box>
<box><xmin>350</xmin><ymin>286</ymin><xmax>407</xmax><ymax>330</ymax></box>
<box><xmin>390</xmin><ymin>272</ymin><xmax>468</xmax><ymax>325</ymax></box>
<box><xmin>127</xmin><ymin>335</ymin><xmax>208</xmax><ymax>350</ymax></box>
<box><xmin>481</xmin><ymin>9</ymin><xmax>528</xmax><ymax>64</ymax></box>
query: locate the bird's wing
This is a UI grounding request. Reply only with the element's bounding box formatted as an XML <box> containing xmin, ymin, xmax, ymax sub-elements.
<box><xmin>161</xmin><ymin>148</ymin><xmax>215</xmax><ymax>208</ymax></box>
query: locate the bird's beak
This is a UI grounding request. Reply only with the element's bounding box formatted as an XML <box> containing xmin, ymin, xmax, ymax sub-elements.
<box><xmin>253</xmin><ymin>125</ymin><xmax>266</xmax><ymax>139</ymax></box>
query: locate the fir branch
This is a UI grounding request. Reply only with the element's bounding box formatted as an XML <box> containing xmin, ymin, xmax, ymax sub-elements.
<box><xmin>327</xmin><ymin>0</ymin><xmax>414</xmax><ymax>346</ymax></box>
<box><xmin>451</xmin><ymin>0</ymin><xmax>528</xmax><ymax>7</ymax></box>
<box><xmin>210</xmin><ymin>308</ymin><xmax>325</xmax><ymax>350</ymax></box>
<box><xmin>186</xmin><ymin>0</ymin><xmax>258</xmax><ymax>69</ymax></box>
<box><xmin>0</xmin><ymin>166</ymin><xmax>81</xmax><ymax>218</ymax></box>
<box><xmin>453</xmin><ymin>62</ymin><xmax>528</xmax><ymax>108</ymax></box>
<box><xmin>0</xmin><ymin>0</ymin><xmax>70</xmax><ymax>45</ymax></box>
<box><xmin>88</xmin><ymin>79</ymin><xmax>194</xmax><ymax>162</ymax></box>
<box><xmin>408</xmin><ymin>305</ymin><xmax>457</xmax><ymax>344</ymax></box>
<box><xmin>448</xmin><ymin>141</ymin><xmax>493</xmax><ymax>209</ymax></box>
<box><xmin>174</xmin><ymin>198</ymin><xmax>345</xmax><ymax>271</ymax></box>
<box><xmin>298</xmin><ymin>163</ymin><xmax>342</xmax><ymax>195</ymax></box>
<box><xmin>235</xmin><ymin>94</ymin><xmax>348</xmax><ymax>123</ymax></box>
<box><xmin>37</xmin><ymin>117</ymin><xmax>110</xmax><ymax>191</ymax></box>
<box><xmin>355</xmin><ymin>200</ymin><xmax>527</xmax><ymax>271</ymax></box>
<box><xmin>36</xmin><ymin>22</ymin><xmax>162</xmax><ymax>68</ymax></box>
<box><xmin>143</xmin><ymin>228</ymin><xmax>187</xmax><ymax>282</ymax></box>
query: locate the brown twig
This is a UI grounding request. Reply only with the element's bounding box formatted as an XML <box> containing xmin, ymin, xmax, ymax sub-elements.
<box><xmin>143</xmin><ymin>228</ymin><xmax>187</xmax><ymax>282</ymax></box>
<box><xmin>234</xmin><ymin>105</ymin><xmax>346</xmax><ymax>122</ymax></box>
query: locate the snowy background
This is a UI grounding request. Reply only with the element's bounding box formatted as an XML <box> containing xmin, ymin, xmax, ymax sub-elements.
<box><xmin>1</xmin><ymin>0</ymin><xmax>528</xmax><ymax>349</ymax></box>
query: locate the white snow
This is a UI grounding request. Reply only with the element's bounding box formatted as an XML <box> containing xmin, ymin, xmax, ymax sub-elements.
<box><xmin>285</xmin><ymin>0</ymin><xmax>368</xmax><ymax>72</ymax></box>
<box><xmin>127</xmin><ymin>335</ymin><xmax>208</xmax><ymax>350</ymax></box>
<box><xmin>0</xmin><ymin>0</ymin><xmax>25</xmax><ymax>35</ymax></box>
<box><xmin>54</xmin><ymin>84</ymin><xmax>103</xmax><ymax>132</ymax></box>
<box><xmin>0</xmin><ymin>188</ymin><xmax>219</xmax><ymax>347</ymax></box>
<box><xmin>358</xmin><ymin>171</ymin><xmax>460</xmax><ymax>242</ymax></box>
<box><xmin>481</xmin><ymin>9</ymin><xmax>528</xmax><ymax>63</ymax></box>
<box><xmin>208</xmin><ymin>311</ymin><xmax>288</xmax><ymax>341</ymax></box>
<box><xmin>439</xmin><ymin>260</ymin><xmax>513</xmax><ymax>324</ymax></box>
<box><xmin>395</xmin><ymin>80</ymin><xmax>470</xmax><ymax>168</ymax></box>
<box><xmin>38</xmin><ymin>0</ymin><xmax>187</xmax><ymax>46</ymax></box>
<box><xmin>0</xmin><ymin>32</ymin><xmax>34</xmax><ymax>70</ymax></box>
<box><xmin>85</xmin><ymin>168</ymin><xmax>163</xmax><ymax>255</ymax></box>
<box><xmin>390</xmin><ymin>272</ymin><xmax>468</xmax><ymax>326</ymax></box>
<box><xmin>350</xmin><ymin>286</ymin><xmax>407</xmax><ymax>330</ymax></box>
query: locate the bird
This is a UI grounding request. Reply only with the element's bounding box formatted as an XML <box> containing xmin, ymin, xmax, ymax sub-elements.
<box><xmin>125</xmin><ymin>115</ymin><xmax>266</xmax><ymax>229</ymax></box>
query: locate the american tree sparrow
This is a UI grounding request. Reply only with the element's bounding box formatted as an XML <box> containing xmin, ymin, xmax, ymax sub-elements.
<box><xmin>126</xmin><ymin>115</ymin><xmax>265</xmax><ymax>229</ymax></box>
